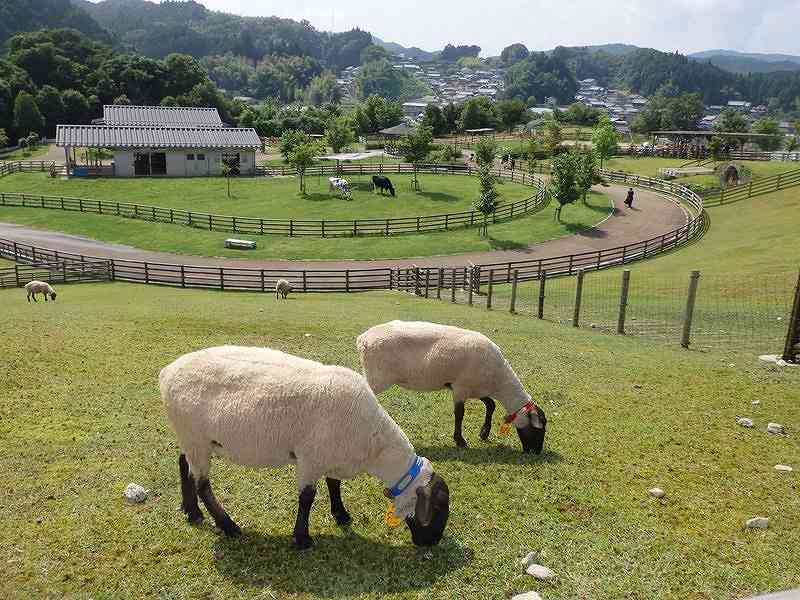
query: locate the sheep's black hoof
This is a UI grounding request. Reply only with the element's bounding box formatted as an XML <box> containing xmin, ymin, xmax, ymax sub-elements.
<box><xmin>332</xmin><ymin>509</ymin><xmax>352</xmax><ymax>526</ymax></box>
<box><xmin>453</xmin><ymin>436</ymin><xmax>468</xmax><ymax>448</ymax></box>
<box><xmin>294</xmin><ymin>535</ymin><xmax>314</xmax><ymax>550</ymax></box>
<box><xmin>478</xmin><ymin>425</ymin><xmax>491</xmax><ymax>441</ymax></box>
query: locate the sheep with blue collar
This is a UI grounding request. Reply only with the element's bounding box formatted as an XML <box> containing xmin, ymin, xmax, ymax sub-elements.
<box><xmin>357</xmin><ymin>321</ymin><xmax>547</xmax><ymax>453</ymax></box>
<box><xmin>159</xmin><ymin>345</ymin><xmax>450</xmax><ymax>548</ymax></box>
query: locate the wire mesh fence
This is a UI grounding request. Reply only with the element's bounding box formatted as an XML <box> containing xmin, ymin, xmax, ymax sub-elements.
<box><xmin>407</xmin><ymin>267</ymin><xmax>799</xmax><ymax>355</ymax></box>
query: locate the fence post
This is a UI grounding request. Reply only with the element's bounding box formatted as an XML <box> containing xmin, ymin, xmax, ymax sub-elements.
<box><xmin>510</xmin><ymin>270</ymin><xmax>519</xmax><ymax>313</ymax></box>
<box><xmin>424</xmin><ymin>269</ymin><xmax>430</xmax><ymax>298</ymax></box>
<box><xmin>303</xmin><ymin>270</ymin><xmax>308</xmax><ymax>293</ymax></box>
<box><xmin>467</xmin><ymin>269</ymin><xmax>473</xmax><ymax>305</ymax></box>
<box><xmin>781</xmin><ymin>270</ymin><xmax>800</xmax><ymax>362</ymax></box>
<box><xmin>260</xmin><ymin>270</ymin><xmax>265</xmax><ymax>293</ymax></box>
<box><xmin>144</xmin><ymin>262</ymin><xmax>149</xmax><ymax>284</ymax></box>
<box><xmin>537</xmin><ymin>271</ymin><xmax>546</xmax><ymax>319</ymax></box>
<box><xmin>451</xmin><ymin>268</ymin><xmax>456</xmax><ymax>302</ymax></box>
<box><xmin>437</xmin><ymin>268</ymin><xmax>443</xmax><ymax>299</ymax></box>
<box><xmin>412</xmin><ymin>265</ymin><xmax>420</xmax><ymax>296</ymax></box>
<box><xmin>14</xmin><ymin>263</ymin><xmax>20</xmax><ymax>287</ymax></box>
<box><xmin>617</xmin><ymin>270</ymin><xmax>631</xmax><ymax>334</ymax></box>
<box><xmin>219</xmin><ymin>268</ymin><xmax>224</xmax><ymax>291</ymax></box>
<box><xmin>486</xmin><ymin>269</ymin><xmax>494</xmax><ymax>309</ymax></box>
<box><xmin>346</xmin><ymin>270</ymin><xmax>350</xmax><ymax>293</ymax></box>
<box><xmin>573</xmin><ymin>269</ymin><xmax>585</xmax><ymax>327</ymax></box>
<box><xmin>681</xmin><ymin>270</ymin><xmax>701</xmax><ymax>348</ymax></box>
<box><xmin>180</xmin><ymin>265</ymin><xmax>185</xmax><ymax>288</ymax></box>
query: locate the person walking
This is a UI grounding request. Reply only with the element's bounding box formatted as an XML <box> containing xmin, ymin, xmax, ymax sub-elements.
<box><xmin>625</xmin><ymin>187</ymin><xmax>635</xmax><ymax>208</ymax></box>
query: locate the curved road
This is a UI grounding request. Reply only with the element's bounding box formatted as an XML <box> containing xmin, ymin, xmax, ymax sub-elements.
<box><xmin>0</xmin><ymin>184</ymin><xmax>687</xmax><ymax>270</ymax></box>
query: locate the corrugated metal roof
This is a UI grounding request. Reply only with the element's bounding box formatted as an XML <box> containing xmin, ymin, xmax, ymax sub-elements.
<box><xmin>56</xmin><ymin>125</ymin><xmax>262</xmax><ymax>149</ymax></box>
<box><xmin>102</xmin><ymin>105</ymin><xmax>224</xmax><ymax>126</ymax></box>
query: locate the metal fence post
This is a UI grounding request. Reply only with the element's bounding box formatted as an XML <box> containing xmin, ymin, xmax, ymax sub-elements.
<box><xmin>537</xmin><ymin>271</ymin><xmax>547</xmax><ymax>319</ymax></box>
<box><xmin>617</xmin><ymin>270</ymin><xmax>631</xmax><ymax>334</ymax></box>
<box><xmin>510</xmin><ymin>270</ymin><xmax>519</xmax><ymax>313</ymax></box>
<box><xmin>573</xmin><ymin>269</ymin><xmax>585</xmax><ymax>327</ymax></box>
<box><xmin>681</xmin><ymin>270</ymin><xmax>701</xmax><ymax>348</ymax></box>
<box><xmin>486</xmin><ymin>269</ymin><xmax>494</xmax><ymax>309</ymax></box>
<box><xmin>781</xmin><ymin>270</ymin><xmax>800</xmax><ymax>362</ymax></box>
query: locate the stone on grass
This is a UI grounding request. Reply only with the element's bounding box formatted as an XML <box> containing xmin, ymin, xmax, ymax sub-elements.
<box><xmin>526</xmin><ymin>564</ymin><xmax>556</xmax><ymax>580</ymax></box>
<box><xmin>767</xmin><ymin>423</ymin><xmax>785</xmax><ymax>435</ymax></box>
<box><xmin>736</xmin><ymin>417</ymin><xmax>754</xmax><ymax>428</ymax></box>
<box><xmin>512</xmin><ymin>592</ymin><xmax>543</xmax><ymax>600</ymax></box>
<box><xmin>648</xmin><ymin>487</ymin><xmax>666</xmax><ymax>498</ymax></box>
<box><xmin>752</xmin><ymin>400</ymin><xmax>760</xmax><ymax>405</ymax></box>
<box><xmin>520</xmin><ymin>551</ymin><xmax>539</xmax><ymax>569</ymax></box>
<box><xmin>774</xmin><ymin>464</ymin><xmax>793</xmax><ymax>472</ymax></box>
<box><xmin>123</xmin><ymin>483</ymin><xmax>148</xmax><ymax>504</ymax></box>
<box><xmin>746</xmin><ymin>517</ymin><xmax>769</xmax><ymax>529</ymax></box>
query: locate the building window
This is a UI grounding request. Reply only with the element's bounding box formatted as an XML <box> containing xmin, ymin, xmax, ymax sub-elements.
<box><xmin>187</xmin><ymin>153</ymin><xmax>195</xmax><ymax>160</ymax></box>
<box><xmin>197</xmin><ymin>153</ymin><xmax>206</xmax><ymax>161</ymax></box>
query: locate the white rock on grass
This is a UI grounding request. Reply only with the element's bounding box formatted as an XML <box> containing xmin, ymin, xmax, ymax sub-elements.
<box><xmin>752</xmin><ymin>400</ymin><xmax>760</xmax><ymax>405</ymax></box>
<box><xmin>519</xmin><ymin>551</ymin><xmax>539</xmax><ymax>569</ymax></box>
<box><xmin>512</xmin><ymin>593</ymin><xmax>543</xmax><ymax>600</ymax></box>
<box><xmin>767</xmin><ymin>423</ymin><xmax>785</xmax><ymax>435</ymax></box>
<box><xmin>648</xmin><ymin>487</ymin><xmax>666</xmax><ymax>498</ymax></box>
<box><xmin>774</xmin><ymin>464</ymin><xmax>793</xmax><ymax>472</ymax></box>
<box><xmin>746</xmin><ymin>517</ymin><xmax>769</xmax><ymax>529</ymax></box>
<box><xmin>737</xmin><ymin>417</ymin><xmax>754</xmax><ymax>428</ymax></box>
<box><xmin>526</xmin><ymin>564</ymin><xmax>556</xmax><ymax>580</ymax></box>
<box><xmin>123</xmin><ymin>483</ymin><xmax>148</xmax><ymax>504</ymax></box>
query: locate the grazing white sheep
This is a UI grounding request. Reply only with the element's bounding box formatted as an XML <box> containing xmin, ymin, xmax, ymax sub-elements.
<box><xmin>357</xmin><ymin>321</ymin><xmax>547</xmax><ymax>453</ymax></box>
<box><xmin>24</xmin><ymin>280</ymin><xmax>57</xmax><ymax>303</ymax></box>
<box><xmin>159</xmin><ymin>346</ymin><xmax>450</xmax><ymax>548</ymax></box>
<box><xmin>275</xmin><ymin>278</ymin><xmax>292</xmax><ymax>300</ymax></box>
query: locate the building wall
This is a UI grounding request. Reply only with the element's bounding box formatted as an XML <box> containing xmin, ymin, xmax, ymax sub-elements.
<box><xmin>110</xmin><ymin>149</ymin><xmax>255</xmax><ymax>177</ymax></box>
<box><xmin>114</xmin><ymin>151</ymin><xmax>135</xmax><ymax>177</ymax></box>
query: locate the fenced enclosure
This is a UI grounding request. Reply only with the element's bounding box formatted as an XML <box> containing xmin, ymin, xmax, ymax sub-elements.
<box><xmin>0</xmin><ymin>259</ymin><xmax>112</xmax><ymax>288</ymax></box>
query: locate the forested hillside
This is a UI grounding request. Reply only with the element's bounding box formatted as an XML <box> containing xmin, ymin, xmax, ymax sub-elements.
<box><xmin>0</xmin><ymin>0</ymin><xmax>110</xmax><ymax>45</ymax></box>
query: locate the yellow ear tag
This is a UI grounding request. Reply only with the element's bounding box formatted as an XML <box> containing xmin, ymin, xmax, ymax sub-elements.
<box><xmin>499</xmin><ymin>422</ymin><xmax>512</xmax><ymax>435</ymax></box>
<box><xmin>385</xmin><ymin>501</ymin><xmax>403</xmax><ymax>528</ymax></box>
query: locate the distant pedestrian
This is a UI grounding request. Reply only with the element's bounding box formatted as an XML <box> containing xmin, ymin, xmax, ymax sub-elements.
<box><xmin>625</xmin><ymin>187</ymin><xmax>635</xmax><ymax>208</ymax></box>
<box><xmin>510</xmin><ymin>157</ymin><xmax>516</xmax><ymax>170</ymax></box>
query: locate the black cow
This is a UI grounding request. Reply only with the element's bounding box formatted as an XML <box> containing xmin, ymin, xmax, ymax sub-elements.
<box><xmin>372</xmin><ymin>175</ymin><xmax>396</xmax><ymax>197</ymax></box>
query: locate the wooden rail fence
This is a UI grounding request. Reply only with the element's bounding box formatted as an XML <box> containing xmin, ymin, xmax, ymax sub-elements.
<box><xmin>702</xmin><ymin>167</ymin><xmax>800</xmax><ymax>206</ymax></box>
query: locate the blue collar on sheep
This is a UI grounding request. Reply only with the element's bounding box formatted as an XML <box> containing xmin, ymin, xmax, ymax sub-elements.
<box><xmin>387</xmin><ymin>455</ymin><xmax>424</xmax><ymax>498</ymax></box>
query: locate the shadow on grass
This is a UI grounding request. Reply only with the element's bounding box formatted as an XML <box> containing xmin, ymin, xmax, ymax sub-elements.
<box><xmin>415</xmin><ymin>444</ymin><xmax>563</xmax><ymax>465</ymax></box>
<box><xmin>214</xmin><ymin>528</ymin><xmax>472</xmax><ymax>595</ymax></box>
<box><xmin>487</xmin><ymin>236</ymin><xmax>529</xmax><ymax>251</ymax></box>
<box><xmin>411</xmin><ymin>191</ymin><xmax>460</xmax><ymax>203</ymax></box>
<box><xmin>562</xmin><ymin>223</ymin><xmax>608</xmax><ymax>237</ymax></box>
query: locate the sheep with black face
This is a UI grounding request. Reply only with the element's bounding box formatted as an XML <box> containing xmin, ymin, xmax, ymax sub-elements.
<box><xmin>24</xmin><ymin>280</ymin><xmax>57</xmax><ymax>302</ymax></box>
<box><xmin>357</xmin><ymin>321</ymin><xmax>547</xmax><ymax>453</ymax></box>
<box><xmin>159</xmin><ymin>346</ymin><xmax>450</xmax><ymax>548</ymax></box>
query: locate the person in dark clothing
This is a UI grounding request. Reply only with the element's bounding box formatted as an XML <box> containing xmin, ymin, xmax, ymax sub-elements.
<box><xmin>625</xmin><ymin>187</ymin><xmax>635</xmax><ymax>208</ymax></box>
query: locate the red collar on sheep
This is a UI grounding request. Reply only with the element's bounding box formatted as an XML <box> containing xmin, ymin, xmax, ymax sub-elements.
<box><xmin>499</xmin><ymin>401</ymin><xmax>537</xmax><ymax>435</ymax></box>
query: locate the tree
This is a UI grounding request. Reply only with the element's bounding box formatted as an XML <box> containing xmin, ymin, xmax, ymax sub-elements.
<box><xmin>440</xmin><ymin>44</ymin><xmax>481</xmax><ymax>62</ymax></box>
<box><xmin>13</xmin><ymin>91</ymin><xmax>44</xmax><ymax>138</ymax></box>
<box><xmin>305</xmin><ymin>71</ymin><xmax>341</xmax><ymax>106</ymax></box>
<box><xmin>0</xmin><ymin>129</ymin><xmax>9</xmax><ymax>148</ymax></box>
<box><xmin>221</xmin><ymin>163</ymin><xmax>233</xmax><ymax>198</ymax></box>
<box><xmin>360</xmin><ymin>44</ymin><xmax>390</xmax><ymax>64</ymax></box>
<box><xmin>631</xmin><ymin>93</ymin><xmax>704</xmax><ymax>133</ymax></box>
<box><xmin>549</xmin><ymin>152</ymin><xmax>580</xmax><ymax>221</ymax></box>
<box><xmin>714</xmin><ymin>108</ymin><xmax>749</xmax><ymax>133</ymax></box>
<box><xmin>60</xmin><ymin>89</ymin><xmax>90</xmax><ymax>124</ymax></box>
<box><xmin>324</xmin><ymin>117</ymin><xmax>355</xmax><ymax>153</ymax></box>
<box><xmin>354</xmin><ymin>59</ymin><xmax>406</xmax><ymax>100</ymax></box>
<box><xmin>279</xmin><ymin>129</ymin><xmax>311</xmax><ymax>161</ymax></box>
<box><xmin>591</xmin><ymin>116</ymin><xmax>619</xmax><ymax>168</ymax></box>
<box><xmin>350</xmin><ymin>95</ymin><xmax>403</xmax><ymax>134</ymax></box>
<box><xmin>397</xmin><ymin>125</ymin><xmax>433</xmax><ymax>191</ymax></box>
<box><xmin>459</xmin><ymin>96</ymin><xmax>497</xmax><ymax>131</ymax></box>
<box><xmin>288</xmin><ymin>141</ymin><xmax>324</xmax><ymax>194</ymax></box>
<box><xmin>113</xmin><ymin>94</ymin><xmax>131</xmax><ymax>105</ymax></box>
<box><xmin>785</xmin><ymin>136</ymin><xmax>799</xmax><ymax>153</ymax></box>
<box><xmin>474</xmin><ymin>165</ymin><xmax>501</xmax><ymax>237</ymax></box>
<box><xmin>421</xmin><ymin>105</ymin><xmax>447</xmax><ymax>136</ymax></box>
<box><xmin>541</xmin><ymin>118</ymin><xmax>562</xmax><ymax>156</ymax></box>
<box><xmin>473</xmin><ymin>137</ymin><xmax>498</xmax><ymax>168</ymax></box>
<box><xmin>496</xmin><ymin>99</ymin><xmax>527</xmax><ymax>132</ymax></box>
<box><xmin>751</xmin><ymin>118</ymin><xmax>781</xmax><ymax>151</ymax></box>
<box><xmin>575</xmin><ymin>152</ymin><xmax>602</xmax><ymax>204</ymax></box>
<box><xmin>442</xmin><ymin>103</ymin><xmax>459</xmax><ymax>133</ymax></box>
<box><xmin>504</xmin><ymin>51</ymin><xmax>578</xmax><ymax>105</ymax></box>
<box><xmin>500</xmin><ymin>43</ymin><xmax>529</xmax><ymax>65</ymax></box>
<box><xmin>36</xmin><ymin>85</ymin><xmax>64</xmax><ymax>135</ymax></box>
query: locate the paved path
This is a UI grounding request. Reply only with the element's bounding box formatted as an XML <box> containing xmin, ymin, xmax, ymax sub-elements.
<box><xmin>0</xmin><ymin>184</ymin><xmax>687</xmax><ymax>270</ymax></box>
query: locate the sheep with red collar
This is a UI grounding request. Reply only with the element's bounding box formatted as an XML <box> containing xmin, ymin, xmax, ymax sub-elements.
<box><xmin>159</xmin><ymin>345</ymin><xmax>450</xmax><ymax>548</ymax></box>
<box><xmin>357</xmin><ymin>321</ymin><xmax>547</xmax><ymax>453</ymax></box>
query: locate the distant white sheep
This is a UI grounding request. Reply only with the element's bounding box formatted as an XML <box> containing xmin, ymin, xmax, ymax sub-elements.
<box><xmin>24</xmin><ymin>280</ymin><xmax>57</xmax><ymax>303</ymax></box>
<box><xmin>159</xmin><ymin>346</ymin><xmax>450</xmax><ymax>548</ymax></box>
<box><xmin>275</xmin><ymin>278</ymin><xmax>292</xmax><ymax>300</ymax></box>
<box><xmin>357</xmin><ymin>321</ymin><xmax>547</xmax><ymax>453</ymax></box>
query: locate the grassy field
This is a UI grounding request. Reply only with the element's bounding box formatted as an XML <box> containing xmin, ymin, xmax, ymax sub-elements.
<box><xmin>0</xmin><ymin>173</ymin><xmax>611</xmax><ymax>260</ymax></box>
<box><xmin>0</xmin><ymin>143</ymin><xmax>53</xmax><ymax>161</ymax></box>
<box><xmin>605</xmin><ymin>157</ymin><xmax>799</xmax><ymax>182</ymax></box>
<box><xmin>1</xmin><ymin>282</ymin><xmax>798</xmax><ymax>600</ymax></box>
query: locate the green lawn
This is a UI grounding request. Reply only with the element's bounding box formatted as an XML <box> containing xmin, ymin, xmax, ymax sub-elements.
<box><xmin>605</xmin><ymin>157</ymin><xmax>799</xmax><ymax>182</ymax></box>
<box><xmin>0</xmin><ymin>174</ymin><xmax>611</xmax><ymax>260</ymax></box>
<box><xmin>0</xmin><ymin>143</ymin><xmax>53</xmax><ymax>161</ymax></box>
<box><xmin>0</xmin><ymin>282</ymin><xmax>797</xmax><ymax>600</ymax></box>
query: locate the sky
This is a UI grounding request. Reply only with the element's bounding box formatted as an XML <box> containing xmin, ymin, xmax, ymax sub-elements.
<box><xmin>162</xmin><ymin>0</ymin><xmax>800</xmax><ymax>56</ymax></box>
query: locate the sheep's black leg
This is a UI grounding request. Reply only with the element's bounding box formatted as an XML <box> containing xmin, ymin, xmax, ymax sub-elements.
<box><xmin>293</xmin><ymin>485</ymin><xmax>316</xmax><ymax>549</ymax></box>
<box><xmin>453</xmin><ymin>401</ymin><xmax>468</xmax><ymax>448</ymax></box>
<box><xmin>178</xmin><ymin>454</ymin><xmax>203</xmax><ymax>524</ymax></box>
<box><xmin>479</xmin><ymin>397</ymin><xmax>496</xmax><ymax>441</ymax></box>
<box><xmin>31</xmin><ymin>293</ymin><xmax>37</xmax><ymax>302</ymax></box>
<box><xmin>325</xmin><ymin>477</ymin><xmax>351</xmax><ymax>526</ymax></box>
<box><xmin>197</xmin><ymin>477</ymin><xmax>241</xmax><ymax>537</ymax></box>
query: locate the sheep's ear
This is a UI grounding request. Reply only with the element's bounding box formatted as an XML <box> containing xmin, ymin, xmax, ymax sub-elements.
<box><xmin>415</xmin><ymin>485</ymin><xmax>433</xmax><ymax>526</ymax></box>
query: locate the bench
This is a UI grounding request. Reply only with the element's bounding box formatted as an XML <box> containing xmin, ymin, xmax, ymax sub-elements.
<box><xmin>224</xmin><ymin>238</ymin><xmax>257</xmax><ymax>250</ymax></box>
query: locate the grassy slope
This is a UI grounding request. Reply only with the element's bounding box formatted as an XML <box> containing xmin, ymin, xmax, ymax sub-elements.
<box><xmin>0</xmin><ymin>144</ymin><xmax>53</xmax><ymax>161</ymax></box>
<box><xmin>0</xmin><ymin>176</ymin><xmax>611</xmax><ymax>260</ymax></box>
<box><xmin>0</xmin><ymin>283</ymin><xmax>797</xmax><ymax>600</ymax></box>
<box><xmin>605</xmin><ymin>158</ymin><xmax>799</xmax><ymax>188</ymax></box>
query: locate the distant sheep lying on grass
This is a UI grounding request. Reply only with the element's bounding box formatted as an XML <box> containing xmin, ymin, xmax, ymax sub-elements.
<box><xmin>275</xmin><ymin>278</ymin><xmax>292</xmax><ymax>300</ymax></box>
<box><xmin>357</xmin><ymin>321</ymin><xmax>547</xmax><ymax>453</ymax></box>
<box><xmin>24</xmin><ymin>280</ymin><xmax>57</xmax><ymax>302</ymax></box>
<box><xmin>160</xmin><ymin>346</ymin><xmax>450</xmax><ymax>548</ymax></box>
